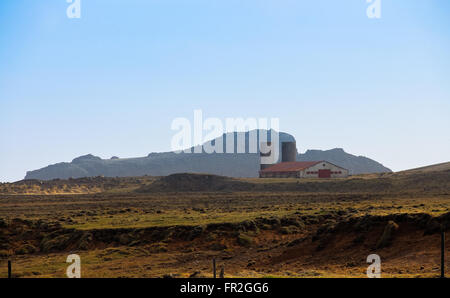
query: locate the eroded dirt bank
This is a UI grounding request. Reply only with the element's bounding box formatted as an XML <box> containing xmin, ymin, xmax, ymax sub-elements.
<box><xmin>1</xmin><ymin>212</ymin><xmax>449</xmax><ymax>277</ymax></box>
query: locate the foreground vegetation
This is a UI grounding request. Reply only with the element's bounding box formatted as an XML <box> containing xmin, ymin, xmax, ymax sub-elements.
<box><xmin>0</xmin><ymin>165</ymin><xmax>449</xmax><ymax>278</ymax></box>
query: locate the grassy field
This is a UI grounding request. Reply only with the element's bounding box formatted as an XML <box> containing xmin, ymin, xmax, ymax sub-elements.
<box><xmin>0</xmin><ymin>165</ymin><xmax>449</xmax><ymax>278</ymax></box>
<box><xmin>0</xmin><ymin>193</ymin><xmax>448</xmax><ymax>230</ymax></box>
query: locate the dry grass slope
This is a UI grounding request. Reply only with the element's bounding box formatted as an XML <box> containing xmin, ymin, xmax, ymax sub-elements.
<box><xmin>0</xmin><ymin>166</ymin><xmax>449</xmax><ymax>278</ymax></box>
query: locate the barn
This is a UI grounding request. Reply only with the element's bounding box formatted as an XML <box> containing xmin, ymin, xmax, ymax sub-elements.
<box><xmin>259</xmin><ymin>161</ymin><xmax>349</xmax><ymax>178</ymax></box>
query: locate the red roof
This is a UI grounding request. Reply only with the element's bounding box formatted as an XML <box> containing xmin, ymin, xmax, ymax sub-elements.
<box><xmin>260</xmin><ymin>161</ymin><xmax>321</xmax><ymax>173</ymax></box>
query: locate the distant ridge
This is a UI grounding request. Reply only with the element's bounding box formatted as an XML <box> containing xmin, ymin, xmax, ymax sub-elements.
<box><xmin>24</xmin><ymin>130</ymin><xmax>391</xmax><ymax>180</ymax></box>
<box><xmin>397</xmin><ymin>162</ymin><xmax>450</xmax><ymax>173</ymax></box>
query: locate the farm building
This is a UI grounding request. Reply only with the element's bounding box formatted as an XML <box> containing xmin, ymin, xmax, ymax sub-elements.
<box><xmin>259</xmin><ymin>161</ymin><xmax>349</xmax><ymax>179</ymax></box>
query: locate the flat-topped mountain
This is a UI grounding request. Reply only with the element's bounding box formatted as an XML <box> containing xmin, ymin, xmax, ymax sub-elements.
<box><xmin>24</xmin><ymin>130</ymin><xmax>391</xmax><ymax>180</ymax></box>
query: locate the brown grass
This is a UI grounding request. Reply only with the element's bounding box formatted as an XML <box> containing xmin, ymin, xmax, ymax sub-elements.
<box><xmin>0</xmin><ymin>169</ymin><xmax>449</xmax><ymax>278</ymax></box>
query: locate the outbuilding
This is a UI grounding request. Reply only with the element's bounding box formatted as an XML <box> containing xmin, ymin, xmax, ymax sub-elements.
<box><xmin>259</xmin><ymin>161</ymin><xmax>349</xmax><ymax>178</ymax></box>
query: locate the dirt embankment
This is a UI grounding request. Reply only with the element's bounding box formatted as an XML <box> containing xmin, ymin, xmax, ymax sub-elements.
<box><xmin>1</xmin><ymin>212</ymin><xmax>449</xmax><ymax>260</ymax></box>
<box><xmin>270</xmin><ymin>212</ymin><xmax>450</xmax><ymax>266</ymax></box>
<box><xmin>135</xmin><ymin>173</ymin><xmax>253</xmax><ymax>192</ymax></box>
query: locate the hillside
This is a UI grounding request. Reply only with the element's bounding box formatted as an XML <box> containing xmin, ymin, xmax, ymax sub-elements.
<box><xmin>297</xmin><ymin>148</ymin><xmax>391</xmax><ymax>174</ymax></box>
<box><xmin>5</xmin><ymin>163</ymin><xmax>449</xmax><ymax>195</ymax></box>
<box><xmin>1</xmin><ymin>166</ymin><xmax>449</xmax><ymax>278</ymax></box>
<box><xmin>24</xmin><ymin>130</ymin><xmax>391</xmax><ymax>181</ymax></box>
<box><xmin>135</xmin><ymin>170</ymin><xmax>449</xmax><ymax>195</ymax></box>
<box><xmin>397</xmin><ymin>162</ymin><xmax>450</xmax><ymax>173</ymax></box>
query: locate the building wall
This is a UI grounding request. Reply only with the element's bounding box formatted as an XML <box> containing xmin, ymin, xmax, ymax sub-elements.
<box><xmin>299</xmin><ymin>161</ymin><xmax>348</xmax><ymax>178</ymax></box>
<box><xmin>259</xmin><ymin>161</ymin><xmax>349</xmax><ymax>178</ymax></box>
<box><xmin>259</xmin><ymin>171</ymin><xmax>299</xmax><ymax>178</ymax></box>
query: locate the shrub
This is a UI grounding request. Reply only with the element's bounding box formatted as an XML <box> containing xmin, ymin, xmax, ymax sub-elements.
<box><xmin>376</xmin><ymin>221</ymin><xmax>399</xmax><ymax>249</ymax></box>
<box><xmin>148</xmin><ymin>243</ymin><xmax>168</xmax><ymax>253</ymax></box>
<box><xmin>40</xmin><ymin>233</ymin><xmax>71</xmax><ymax>252</ymax></box>
<box><xmin>118</xmin><ymin>234</ymin><xmax>129</xmax><ymax>245</ymax></box>
<box><xmin>280</xmin><ymin>226</ymin><xmax>299</xmax><ymax>235</ymax></box>
<box><xmin>237</xmin><ymin>233</ymin><xmax>252</xmax><ymax>247</ymax></box>
<box><xmin>77</xmin><ymin>232</ymin><xmax>93</xmax><ymax>250</ymax></box>
<box><xmin>15</xmin><ymin>244</ymin><xmax>37</xmax><ymax>255</ymax></box>
<box><xmin>260</xmin><ymin>224</ymin><xmax>273</xmax><ymax>230</ymax></box>
<box><xmin>0</xmin><ymin>250</ymin><xmax>9</xmax><ymax>258</ymax></box>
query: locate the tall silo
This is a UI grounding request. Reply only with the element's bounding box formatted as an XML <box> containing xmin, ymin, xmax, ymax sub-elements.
<box><xmin>282</xmin><ymin>142</ymin><xmax>297</xmax><ymax>162</ymax></box>
<box><xmin>260</xmin><ymin>142</ymin><xmax>273</xmax><ymax>171</ymax></box>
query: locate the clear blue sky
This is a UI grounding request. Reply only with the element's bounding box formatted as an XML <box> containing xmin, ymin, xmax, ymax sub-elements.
<box><xmin>1</xmin><ymin>0</ymin><xmax>449</xmax><ymax>182</ymax></box>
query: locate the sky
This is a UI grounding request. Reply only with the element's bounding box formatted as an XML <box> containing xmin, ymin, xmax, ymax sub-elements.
<box><xmin>0</xmin><ymin>0</ymin><xmax>449</xmax><ymax>182</ymax></box>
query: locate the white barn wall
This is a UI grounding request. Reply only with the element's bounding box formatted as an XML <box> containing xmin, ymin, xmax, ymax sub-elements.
<box><xmin>300</xmin><ymin>161</ymin><xmax>348</xmax><ymax>178</ymax></box>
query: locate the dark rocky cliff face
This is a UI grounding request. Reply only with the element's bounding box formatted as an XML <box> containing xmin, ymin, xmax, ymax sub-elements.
<box><xmin>24</xmin><ymin>131</ymin><xmax>391</xmax><ymax>180</ymax></box>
